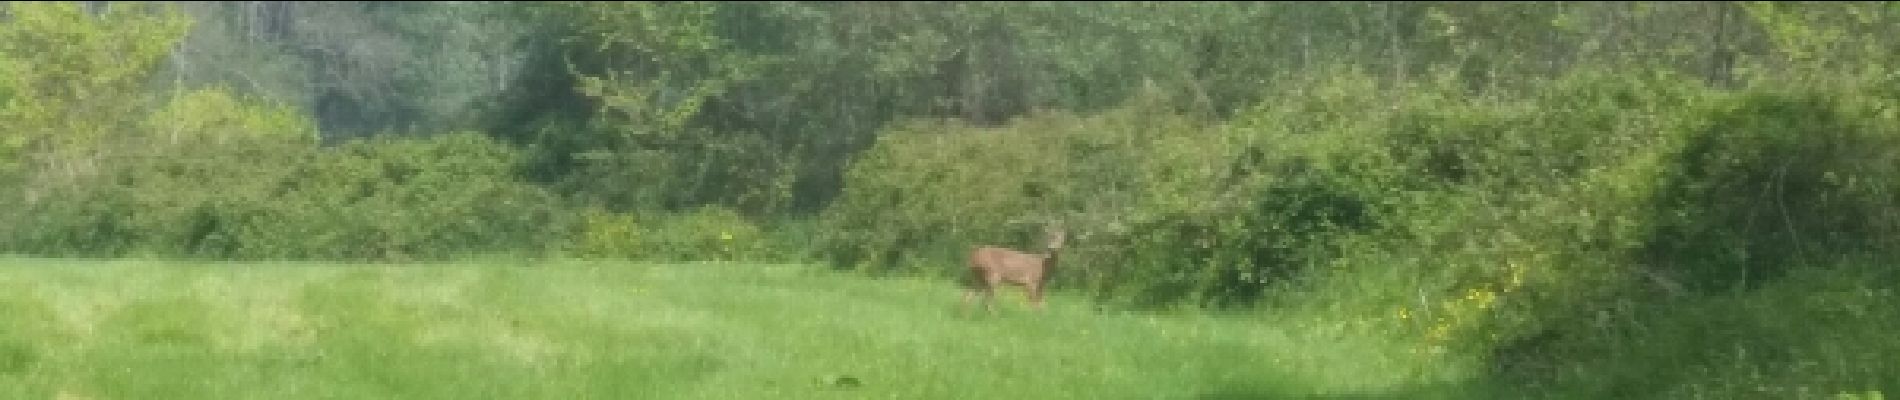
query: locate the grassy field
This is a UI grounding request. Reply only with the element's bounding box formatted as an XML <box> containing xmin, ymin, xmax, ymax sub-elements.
<box><xmin>0</xmin><ymin>258</ymin><xmax>1493</xmax><ymax>400</ymax></box>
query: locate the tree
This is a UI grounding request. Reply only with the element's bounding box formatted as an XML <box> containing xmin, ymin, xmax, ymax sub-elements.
<box><xmin>0</xmin><ymin>2</ymin><xmax>192</xmax><ymax>196</ymax></box>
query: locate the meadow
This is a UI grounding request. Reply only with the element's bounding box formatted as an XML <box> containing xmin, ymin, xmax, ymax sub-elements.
<box><xmin>0</xmin><ymin>258</ymin><xmax>1491</xmax><ymax>400</ymax></box>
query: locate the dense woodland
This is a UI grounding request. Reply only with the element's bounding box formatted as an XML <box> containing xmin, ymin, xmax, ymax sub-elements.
<box><xmin>1</xmin><ymin>2</ymin><xmax>1897</xmax><ymax>398</ymax></box>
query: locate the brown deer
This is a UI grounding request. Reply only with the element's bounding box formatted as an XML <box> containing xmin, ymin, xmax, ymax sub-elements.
<box><xmin>963</xmin><ymin>225</ymin><xmax>1067</xmax><ymax>313</ymax></box>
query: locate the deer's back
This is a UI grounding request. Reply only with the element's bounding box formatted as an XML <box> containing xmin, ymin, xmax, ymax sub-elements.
<box><xmin>970</xmin><ymin>246</ymin><xmax>1048</xmax><ymax>282</ymax></box>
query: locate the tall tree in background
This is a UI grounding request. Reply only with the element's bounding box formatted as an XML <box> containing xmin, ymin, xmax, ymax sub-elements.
<box><xmin>160</xmin><ymin>1</ymin><xmax>527</xmax><ymax>141</ymax></box>
<box><xmin>0</xmin><ymin>2</ymin><xmax>191</xmax><ymax>198</ymax></box>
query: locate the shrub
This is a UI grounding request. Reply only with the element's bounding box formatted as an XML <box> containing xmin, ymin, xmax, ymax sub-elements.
<box><xmin>571</xmin><ymin>205</ymin><xmax>769</xmax><ymax>263</ymax></box>
<box><xmin>818</xmin><ymin>95</ymin><xmax>1217</xmax><ymax>285</ymax></box>
<box><xmin>1642</xmin><ymin>85</ymin><xmax>1900</xmax><ymax>292</ymax></box>
<box><xmin>820</xmin><ymin>81</ymin><xmax>1399</xmax><ymax>307</ymax></box>
<box><xmin>1</xmin><ymin>131</ymin><xmax>567</xmax><ymax>261</ymax></box>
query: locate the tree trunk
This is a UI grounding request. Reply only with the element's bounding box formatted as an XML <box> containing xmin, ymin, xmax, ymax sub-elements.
<box><xmin>1707</xmin><ymin>1</ymin><xmax>1735</xmax><ymax>88</ymax></box>
<box><xmin>1299</xmin><ymin>5</ymin><xmax>1313</xmax><ymax>72</ymax></box>
<box><xmin>1546</xmin><ymin>2</ymin><xmax>1565</xmax><ymax>78</ymax></box>
<box><xmin>1387</xmin><ymin>1</ymin><xmax>1406</xmax><ymax>86</ymax></box>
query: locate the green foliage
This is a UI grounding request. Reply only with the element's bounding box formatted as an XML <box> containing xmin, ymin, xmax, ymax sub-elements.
<box><xmin>821</xmin><ymin>84</ymin><xmax>1393</xmax><ymax>308</ymax></box>
<box><xmin>546</xmin><ymin>1</ymin><xmax>753</xmax><ymax>136</ymax></box>
<box><xmin>1350</xmin><ymin>70</ymin><xmax>1711</xmax><ymax>361</ymax></box>
<box><xmin>1740</xmin><ymin>1</ymin><xmax>1900</xmax><ymax>82</ymax></box>
<box><xmin>156</xmin><ymin>2</ymin><xmax>533</xmax><ymax>138</ymax></box>
<box><xmin>1644</xmin><ymin>84</ymin><xmax>1900</xmax><ymax>292</ymax></box>
<box><xmin>487</xmin><ymin>1</ymin><xmax>789</xmax><ymax>215</ymax></box>
<box><xmin>1499</xmin><ymin>261</ymin><xmax>1900</xmax><ymax>399</ymax></box>
<box><xmin>144</xmin><ymin>88</ymin><xmax>319</xmax><ymax>144</ymax></box>
<box><xmin>236</xmin><ymin>132</ymin><xmax>565</xmax><ymax>261</ymax></box>
<box><xmin>820</xmin><ymin>61</ymin><xmax>1898</xmax><ymax>398</ymax></box>
<box><xmin>819</xmin><ymin>100</ymin><xmax>1203</xmax><ymax>280</ymax></box>
<box><xmin>0</xmin><ymin>1</ymin><xmax>191</xmax><ymax>170</ymax></box>
<box><xmin>1280</xmin><ymin>69</ymin><xmax>1900</xmax><ymax>398</ymax></box>
<box><xmin>570</xmin><ymin>206</ymin><xmax>768</xmax><ymax>263</ymax></box>
<box><xmin>573</xmin><ymin>208</ymin><xmax>641</xmax><ymax>260</ymax></box>
<box><xmin>4</xmin><ymin>2</ymin><xmax>1900</xmax><ymax>397</ymax></box>
<box><xmin>818</xmin><ymin>114</ymin><xmax>1062</xmax><ymax>277</ymax></box>
<box><xmin>3</xmin><ymin>132</ymin><xmax>565</xmax><ymax>261</ymax></box>
<box><xmin>480</xmin><ymin>2</ymin><xmax>1301</xmax><ymax>213</ymax></box>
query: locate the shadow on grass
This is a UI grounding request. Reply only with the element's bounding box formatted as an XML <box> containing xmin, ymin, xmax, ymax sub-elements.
<box><xmin>1198</xmin><ymin>378</ymin><xmax>1504</xmax><ymax>400</ymax></box>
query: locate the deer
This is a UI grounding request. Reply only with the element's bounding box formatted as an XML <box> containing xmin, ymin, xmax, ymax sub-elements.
<box><xmin>962</xmin><ymin>225</ymin><xmax>1068</xmax><ymax>314</ymax></box>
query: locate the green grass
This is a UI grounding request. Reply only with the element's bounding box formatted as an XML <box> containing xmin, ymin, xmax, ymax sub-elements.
<box><xmin>0</xmin><ymin>258</ymin><xmax>1489</xmax><ymax>400</ymax></box>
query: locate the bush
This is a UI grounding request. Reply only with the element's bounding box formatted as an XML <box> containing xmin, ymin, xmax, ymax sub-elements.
<box><xmin>1499</xmin><ymin>260</ymin><xmax>1900</xmax><ymax>399</ymax></box>
<box><xmin>821</xmin><ymin>81</ymin><xmax>1398</xmax><ymax>308</ymax></box>
<box><xmin>1318</xmin><ymin>71</ymin><xmax>1900</xmax><ymax>397</ymax></box>
<box><xmin>818</xmin><ymin>94</ymin><xmax>1223</xmax><ymax>286</ymax></box>
<box><xmin>570</xmin><ymin>205</ymin><xmax>769</xmax><ymax>263</ymax></box>
<box><xmin>1642</xmin><ymin>85</ymin><xmax>1900</xmax><ymax>292</ymax></box>
<box><xmin>1</xmin><ymin>135</ymin><xmax>309</xmax><ymax>258</ymax></box>
<box><xmin>1</xmin><ymin>132</ymin><xmax>568</xmax><ymax>261</ymax></box>
<box><xmin>817</xmin><ymin>65</ymin><xmax>1900</xmax><ymax>338</ymax></box>
<box><xmin>231</xmin><ymin>132</ymin><xmax>566</xmax><ymax>261</ymax></box>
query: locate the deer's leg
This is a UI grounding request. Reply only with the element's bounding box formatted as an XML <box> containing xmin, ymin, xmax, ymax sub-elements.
<box><xmin>961</xmin><ymin>288</ymin><xmax>978</xmax><ymax>314</ymax></box>
<box><xmin>984</xmin><ymin>274</ymin><xmax>1004</xmax><ymax>313</ymax></box>
<box><xmin>960</xmin><ymin>261</ymin><xmax>984</xmax><ymax>315</ymax></box>
<box><xmin>963</xmin><ymin>271</ymin><xmax>989</xmax><ymax>315</ymax></box>
<box><xmin>1028</xmin><ymin>282</ymin><xmax>1046</xmax><ymax>311</ymax></box>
